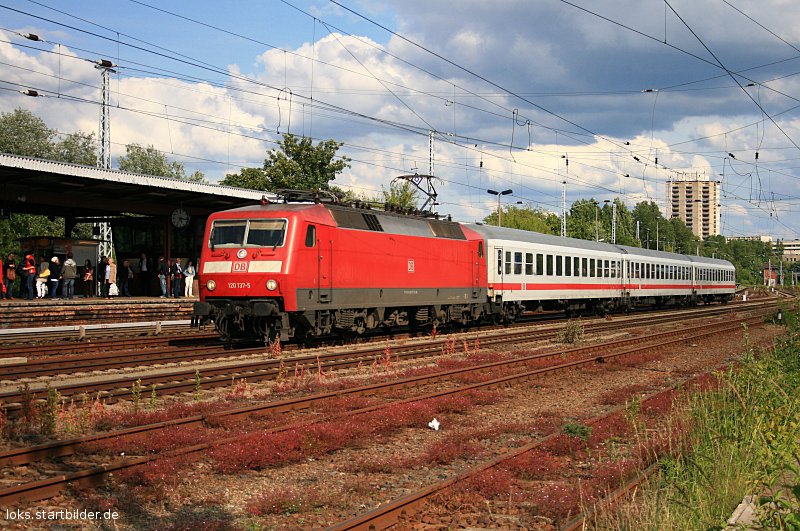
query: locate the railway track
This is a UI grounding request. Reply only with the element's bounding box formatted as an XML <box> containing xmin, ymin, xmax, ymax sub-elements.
<box><xmin>0</xmin><ymin>310</ymin><xmax>769</xmax><ymax>507</ymax></box>
<box><xmin>0</xmin><ymin>320</ymin><xmax>201</xmax><ymax>347</ymax></box>
<box><xmin>0</xmin><ymin>327</ymin><xmax>219</xmax><ymax>363</ymax></box>
<box><xmin>0</xmin><ymin>304</ymin><xmax>771</xmax><ymax>409</ymax></box>
<box><xmin>327</xmin><ymin>387</ymin><xmax>677</xmax><ymax>531</ymax></box>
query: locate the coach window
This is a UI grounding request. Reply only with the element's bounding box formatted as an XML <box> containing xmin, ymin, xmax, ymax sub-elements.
<box><xmin>546</xmin><ymin>255</ymin><xmax>554</xmax><ymax>276</ymax></box>
<box><xmin>497</xmin><ymin>250</ymin><xmax>503</xmax><ymax>276</ymax></box>
<box><xmin>305</xmin><ymin>225</ymin><xmax>316</xmax><ymax>247</ymax></box>
<box><xmin>556</xmin><ymin>255</ymin><xmax>563</xmax><ymax>276</ymax></box>
<box><xmin>514</xmin><ymin>252</ymin><xmax>523</xmax><ymax>275</ymax></box>
<box><xmin>588</xmin><ymin>258</ymin><xmax>595</xmax><ymax>277</ymax></box>
<box><xmin>565</xmin><ymin>255</ymin><xmax>572</xmax><ymax>276</ymax></box>
<box><xmin>525</xmin><ymin>253</ymin><xmax>533</xmax><ymax>275</ymax></box>
<box><xmin>573</xmin><ymin>257</ymin><xmax>580</xmax><ymax>276</ymax></box>
<box><xmin>603</xmin><ymin>259</ymin><xmax>609</xmax><ymax>278</ymax></box>
<box><xmin>478</xmin><ymin>242</ymin><xmax>484</xmax><ymax>257</ymax></box>
<box><xmin>536</xmin><ymin>253</ymin><xmax>544</xmax><ymax>275</ymax></box>
<box><xmin>505</xmin><ymin>251</ymin><xmax>512</xmax><ymax>275</ymax></box>
<box><xmin>611</xmin><ymin>261</ymin><xmax>617</xmax><ymax>278</ymax></box>
<box><xmin>581</xmin><ymin>257</ymin><xmax>588</xmax><ymax>276</ymax></box>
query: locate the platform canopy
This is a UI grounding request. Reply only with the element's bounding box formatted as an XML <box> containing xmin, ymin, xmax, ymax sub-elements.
<box><xmin>0</xmin><ymin>153</ymin><xmax>271</xmax><ymax>220</ymax></box>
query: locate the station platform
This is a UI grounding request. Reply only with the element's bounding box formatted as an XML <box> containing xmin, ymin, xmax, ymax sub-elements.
<box><xmin>0</xmin><ymin>296</ymin><xmax>195</xmax><ymax>329</ymax></box>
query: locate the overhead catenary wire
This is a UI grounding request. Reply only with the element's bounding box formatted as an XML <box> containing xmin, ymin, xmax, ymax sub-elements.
<box><xmin>2</xmin><ymin>3</ymin><xmax>799</xmax><ymax>237</ymax></box>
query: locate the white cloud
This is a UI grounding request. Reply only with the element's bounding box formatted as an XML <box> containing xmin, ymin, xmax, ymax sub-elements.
<box><xmin>3</xmin><ymin>2</ymin><xmax>800</xmax><ymax>238</ymax></box>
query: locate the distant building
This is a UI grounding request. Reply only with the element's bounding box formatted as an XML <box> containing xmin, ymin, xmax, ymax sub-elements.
<box><xmin>726</xmin><ymin>235</ymin><xmax>774</xmax><ymax>243</ymax></box>
<box><xmin>780</xmin><ymin>239</ymin><xmax>800</xmax><ymax>264</ymax></box>
<box><xmin>667</xmin><ymin>179</ymin><xmax>721</xmax><ymax>239</ymax></box>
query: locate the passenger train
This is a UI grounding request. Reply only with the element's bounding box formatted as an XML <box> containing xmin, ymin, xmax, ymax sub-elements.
<box><xmin>192</xmin><ymin>196</ymin><xmax>736</xmax><ymax>341</ymax></box>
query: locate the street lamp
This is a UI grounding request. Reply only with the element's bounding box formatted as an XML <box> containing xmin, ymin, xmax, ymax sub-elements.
<box><xmin>487</xmin><ymin>189</ymin><xmax>512</xmax><ymax>227</ymax></box>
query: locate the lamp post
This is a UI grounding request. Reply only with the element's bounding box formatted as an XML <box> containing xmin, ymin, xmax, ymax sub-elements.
<box><xmin>487</xmin><ymin>189</ymin><xmax>512</xmax><ymax>227</ymax></box>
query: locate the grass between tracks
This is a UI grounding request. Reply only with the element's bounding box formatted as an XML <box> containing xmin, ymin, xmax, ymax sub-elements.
<box><xmin>593</xmin><ymin>301</ymin><xmax>800</xmax><ymax>530</ymax></box>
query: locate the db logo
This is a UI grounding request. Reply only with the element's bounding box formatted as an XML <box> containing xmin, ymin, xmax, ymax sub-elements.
<box><xmin>232</xmin><ymin>262</ymin><xmax>248</xmax><ymax>272</ymax></box>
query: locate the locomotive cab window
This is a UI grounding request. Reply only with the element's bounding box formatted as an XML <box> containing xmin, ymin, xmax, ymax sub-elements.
<box><xmin>247</xmin><ymin>219</ymin><xmax>287</xmax><ymax>247</ymax></box>
<box><xmin>209</xmin><ymin>219</ymin><xmax>287</xmax><ymax>248</ymax></box>
<box><xmin>209</xmin><ymin>220</ymin><xmax>246</xmax><ymax>247</ymax></box>
<box><xmin>305</xmin><ymin>225</ymin><xmax>316</xmax><ymax>247</ymax></box>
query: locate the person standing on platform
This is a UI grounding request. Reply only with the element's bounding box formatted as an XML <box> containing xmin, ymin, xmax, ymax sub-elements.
<box><xmin>120</xmin><ymin>259</ymin><xmax>134</xmax><ymax>297</ymax></box>
<box><xmin>98</xmin><ymin>256</ymin><xmax>108</xmax><ymax>298</ymax></box>
<box><xmin>184</xmin><ymin>260</ymin><xmax>196</xmax><ymax>297</ymax></box>
<box><xmin>82</xmin><ymin>259</ymin><xmax>94</xmax><ymax>298</ymax></box>
<box><xmin>3</xmin><ymin>253</ymin><xmax>16</xmax><ymax>299</ymax></box>
<box><xmin>171</xmin><ymin>257</ymin><xmax>183</xmax><ymax>298</ymax></box>
<box><xmin>23</xmin><ymin>254</ymin><xmax>36</xmax><ymax>300</ymax></box>
<box><xmin>157</xmin><ymin>256</ymin><xmax>168</xmax><ymax>298</ymax></box>
<box><xmin>105</xmin><ymin>257</ymin><xmax>118</xmax><ymax>298</ymax></box>
<box><xmin>48</xmin><ymin>256</ymin><xmax>61</xmax><ymax>300</ymax></box>
<box><xmin>138</xmin><ymin>252</ymin><xmax>151</xmax><ymax>296</ymax></box>
<box><xmin>61</xmin><ymin>253</ymin><xmax>77</xmax><ymax>300</ymax></box>
<box><xmin>36</xmin><ymin>257</ymin><xmax>49</xmax><ymax>299</ymax></box>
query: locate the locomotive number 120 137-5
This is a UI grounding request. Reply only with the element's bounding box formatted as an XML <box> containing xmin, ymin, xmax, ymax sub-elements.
<box><xmin>227</xmin><ymin>282</ymin><xmax>251</xmax><ymax>289</ymax></box>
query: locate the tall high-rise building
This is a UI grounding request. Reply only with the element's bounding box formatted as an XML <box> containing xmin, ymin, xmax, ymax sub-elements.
<box><xmin>667</xmin><ymin>179</ymin><xmax>721</xmax><ymax>239</ymax></box>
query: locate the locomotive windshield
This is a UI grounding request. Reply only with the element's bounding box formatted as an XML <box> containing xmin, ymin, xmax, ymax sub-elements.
<box><xmin>209</xmin><ymin>219</ymin><xmax>286</xmax><ymax>248</ymax></box>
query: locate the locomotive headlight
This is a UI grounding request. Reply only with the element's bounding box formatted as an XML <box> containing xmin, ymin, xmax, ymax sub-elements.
<box><xmin>266</xmin><ymin>279</ymin><xmax>278</xmax><ymax>291</ymax></box>
<box><xmin>206</xmin><ymin>279</ymin><xmax>217</xmax><ymax>291</ymax></box>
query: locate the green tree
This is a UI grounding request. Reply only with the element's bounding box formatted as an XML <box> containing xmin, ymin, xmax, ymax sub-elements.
<box><xmin>632</xmin><ymin>201</ymin><xmax>666</xmax><ymax>250</ymax></box>
<box><xmin>221</xmin><ymin>167</ymin><xmax>268</xmax><ymax>189</ymax></box>
<box><xmin>118</xmin><ymin>143</ymin><xmax>206</xmax><ymax>182</ymax></box>
<box><xmin>0</xmin><ymin>108</ymin><xmax>55</xmax><ymax>159</ymax></box>
<box><xmin>567</xmin><ymin>199</ymin><xmax>601</xmax><ymax>241</ymax></box>
<box><xmin>221</xmin><ymin>133</ymin><xmax>350</xmax><ymax>192</ymax></box>
<box><xmin>53</xmin><ymin>131</ymin><xmax>97</xmax><ymax>165</ymax></box>
<box><xmin>382</xmin><ymin>180</ymin><xmax>419</xmax><ymax>210</ymax></box>
<box><xmin>484</xmin><ymin>205</ymin><xmax>559</xmax><ymax>234</ymax></box>
<box><xmin>595</xmin><ymin>199</ymin><xmax>638</xmax><ymax>246</ymax></box>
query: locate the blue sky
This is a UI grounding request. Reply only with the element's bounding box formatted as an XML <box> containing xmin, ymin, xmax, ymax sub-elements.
<box><xmin>2</xmin><ymin>0</ymin><xmax>800</xmax><ymax>241</ymax></box>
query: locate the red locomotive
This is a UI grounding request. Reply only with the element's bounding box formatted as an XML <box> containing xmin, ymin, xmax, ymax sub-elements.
<box><xmin>193</xmin><ymin>194</ymin><xmax>735</xmax><ymax>341</ymax></box>
<box><xmin>193</xmin><ymin>194</ymin><xmax>488</xmax><ymax>341</ymax></box>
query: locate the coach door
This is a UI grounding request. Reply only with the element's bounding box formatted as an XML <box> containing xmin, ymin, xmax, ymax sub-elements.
<box><xmin>472</xmin><ymin>242</ymin><xmax>483</xmax><ymax>298</ymax></box>
<box><xmin>315</xmin><ymin>227</ymin><xmax>332</xmax><ymax>304</ymax></box>
<box><xmin>495</xmin><ymin>247</ymin><xmax>504</xmax><ymax>300</ymax></box>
